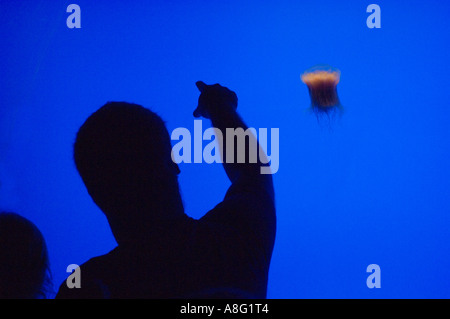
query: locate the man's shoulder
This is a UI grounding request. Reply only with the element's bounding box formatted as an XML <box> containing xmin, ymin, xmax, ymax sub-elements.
<box><xmin>55</xmin><ymin>249</ymin><xmax>118</xmax><ymax>299</ymax></box>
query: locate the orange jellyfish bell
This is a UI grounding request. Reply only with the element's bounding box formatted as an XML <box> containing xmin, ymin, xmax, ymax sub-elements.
<box><xmin>301</xmin><ymin>65</ymin><xmax>343</xmax><ymax>117</ymax></box>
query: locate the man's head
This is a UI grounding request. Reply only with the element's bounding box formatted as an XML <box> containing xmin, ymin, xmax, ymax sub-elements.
<box><xmin>0</xmin><ymin>212</ymin><xmax>51</xmax><ymax>299</ymax></box>
<box><xmin>74</xmin><ymin>102</ymin><xmax>183</xmax><ymax>241</ymax></box>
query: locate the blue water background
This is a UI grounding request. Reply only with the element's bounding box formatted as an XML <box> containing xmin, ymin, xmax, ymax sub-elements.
<box><xmin>1</xmin><ymin>0</ymin><xmax>449</xmax><ymax>298</ymax></box>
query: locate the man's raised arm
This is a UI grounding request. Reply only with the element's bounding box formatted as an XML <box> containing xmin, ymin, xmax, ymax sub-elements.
<box><xmin>193</xmin><ymin>81</ymin><xmax>274</xmax><ymax>199</ymax></box>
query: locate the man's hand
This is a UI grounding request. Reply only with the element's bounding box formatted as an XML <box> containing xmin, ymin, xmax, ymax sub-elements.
<box><xmin>193</xmin><ymin>81</ymin><xmax>238</xmax><ymax>119</ymax></box>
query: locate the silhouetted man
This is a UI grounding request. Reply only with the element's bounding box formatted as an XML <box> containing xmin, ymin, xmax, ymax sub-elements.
<box><xmin>56</xmin><ymin>82</ymin><xmax>276</xmax><ymax>298</ymax></box>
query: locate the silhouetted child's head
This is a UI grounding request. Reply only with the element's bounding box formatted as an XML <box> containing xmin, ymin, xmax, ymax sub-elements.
<box><xmin>0</xmin><ymin>212</ymin><xmax>51</xmax><ymax>299</ymax></box>
<box><xmin>74</xmin><ymin>102</ymin><xmax>183</xmax><ymax>240</ymax></box>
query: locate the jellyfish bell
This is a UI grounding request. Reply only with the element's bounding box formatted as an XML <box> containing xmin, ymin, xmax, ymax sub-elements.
<box><xmin>301</xmin><ymin>64</ymin><xmax>343</xmax><ymax>121</ymax></box>
<box><xmin>301</xmin><ymin>65</ymin><xmax>340</xmax><ymax>108</ymax></box>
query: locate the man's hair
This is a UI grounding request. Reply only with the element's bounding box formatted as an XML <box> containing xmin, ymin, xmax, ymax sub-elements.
<box><xmin>74</xmin><ymin>102</ymin><xmax>175</xmax><ymax>215</ymax></box>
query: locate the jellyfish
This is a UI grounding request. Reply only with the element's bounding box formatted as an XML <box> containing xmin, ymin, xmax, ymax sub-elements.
<box><xmin>301</xmin><ymin>65</ymin><xmax>343</xmax><ymax>123</ymax></box>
